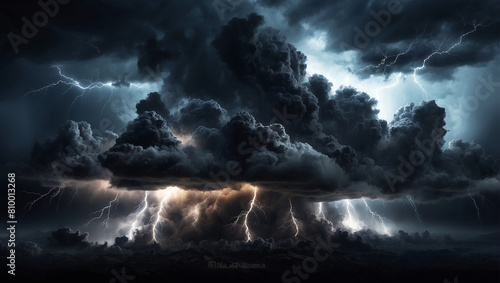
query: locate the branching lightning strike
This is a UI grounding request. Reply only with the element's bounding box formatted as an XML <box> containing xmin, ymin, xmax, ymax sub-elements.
<box><xmin>128</xmin><ymin>192</ymin><xmax>149</xmax><ymax>240</ymax></box>
<box><xmin>406</xmin><ymin>195</ymin><xmax>423</xmax><ymax>228</ymax></box>
<box><xmin>288</xmin><ymin>198</ymin><xmax>300</xmax><ymax>237</ymax></box>
<box><xmin>362</xmin><ymin>198</ymin><xmax>390</xmax><ymax>235</ymax></box>
<box><xmin>230</xmin><ymin>186</ymin><xmax>262</xmax><ymax>242</ymax></box>
<box><xmin>342</xmin><ymin>200</ymin><xmax>363</xmax><ymax>232</ymax></box>
<box><xmin>152</xmin><ymin>196</ymin><xmax>166</xmax><ymax>243</ymax></box>
<box><xmin>151</xmin><ymin>187</ymin><xmax>181</xmax><ymax>243</ymax></box>
<box><xmin>316</xmin><ymin>202</ymin><xmax>335</xmax><ymax>232</ymax></box>
<box><xmin>23</xmin><ymin>187</ymin><xmax>61</xmax><ymax>212</ymax></box>
<box><xmin>412</xmin><ymin>22</ymin><xmax>483</xmax><ymax>95</ymax></box>
<box><xmin>24</xmin><ymin>66</ymin><xmax>152</xmax><ymax>110</ymax></box>
<box><xmin>83</xmin><ymin>194</ymin><xmax>118</xmax><ymax>228</ymax></box>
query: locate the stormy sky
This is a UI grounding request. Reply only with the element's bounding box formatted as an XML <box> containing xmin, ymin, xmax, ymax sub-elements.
<box><xmin>0</xmin><ymin>0</ymin><xmax>499</xmax><ymax>246</ymax></box>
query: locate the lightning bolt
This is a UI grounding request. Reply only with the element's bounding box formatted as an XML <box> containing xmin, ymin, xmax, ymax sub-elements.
<box><xmin>406</xmin><ymin>195</ymin><xmax>423</xmax><ymax>228</ymax></box>
<box><xmin>354</xmin><ymin>31</ymin><xmax>425</xmax><ymax>76</ymax></box>
<box><xmin>128</xmin><ymin>192</ymin><xmax>149</xmax><ymax>240</ymax></box>
<box><xmin>361</xmin><ymin>198</ymin><xmax>390</xmax><ymax>235</ymax></box>
<box><xmin>354</xmin><ymin>22</ymin><xmax>489</xmax><ymax>98</ymax></box>
<box><xmin>191</xmin><ymin>192</ymin><xmax>213</xmax><ymax>228</ymax></box>
<box><xmin>412</xmin><ymin>22</ymin><xmax>483</xmax><ymax>96</ymax></box>
<box><xmin>230</xmin><ymin>186</ymin><xmax>263</xmax><ymax>242</ymax></box>
<box><xmin>342</xmin><ymin>199</ymin><xmax>363</xmax><ymax>232</ymax></box>
<box><xmin>316</xmin><ymin>202</ymin><xmax>326</xmax><ymax>219</ymax></box>
<box><xmin>23</xmin><ymin>187</ymin><xmax>61</xmax><ymax>212</ymax></box>
<box><xmin>353</xmin><ymin>32</ymin><xmax>425</xmax><ymax>98</ymax></box>
<box><xmin>152</xmin><ymin>187</ymin><xmax>179</xmax><ymax>244</ymax></box>
<box><xmin>82</xmin><ymin>41</ymin><xmax>101</xmax><ymax>54</ymax></box>
<box><xmin>375</xmin><ymin>72</ymin><xmax>403</xmax><ymax>97</ymax></box>
<box><xmin>316</xmin><ymin>202</ymin><xmax>335</xmax><ymax>232</ymax></box>
<box><xmin>83</xmin><ymin>194</ymin><xmax>118</xmax><ymax>228</ymax></box>
<box><xmin>288</xmin><ymin>198</ymin><xmax>300</xmax><ymax>237</ymax></box>
<box><xmin>24</xmin><ymin>66</ymin><xmax>153</xmax><ymax>111</ymax></box>
<box><xmin>468</xmin><ymin>192</ymin><xmax>481</xmax><ymax>225</ymax></box>
<box><xmin>25</xmin><ymin>66</ymin><xmax>113</xmax><ymax>96</ymax></box>
<box><xmin>152</xmin><ymin>196</ymin><xmax>166</xmax><ymax>244</ymax></box>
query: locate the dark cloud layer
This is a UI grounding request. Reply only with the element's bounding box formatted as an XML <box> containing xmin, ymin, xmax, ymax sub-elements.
<box><xmin>24</xmin><ymin>12</ymin><xmax>498</xmax><ymax>202</ymax></box>
<box><xmin>1</xmin><ymin>1</ymin><xmax>498</xmax><ymax>254</ymax></box>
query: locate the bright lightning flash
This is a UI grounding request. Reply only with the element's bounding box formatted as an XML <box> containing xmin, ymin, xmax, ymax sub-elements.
<box><xmin>361</xmin><ymin>198</ymin><xmax>390</xmax><ymax>235</ymax></box>
<box><xmin>128</xmin><ymin>192</ymin><xmax>149</xmax><ymax>240</ymax></box>
<box><xmin>316</xmin><ymin>202</ymin><xmax>335</xmax><ymax>232</ymax></box>
<box><xmin>288</xmin><ymin>198</ymin><xmax>300</xmax><ymax>237</ymax></box>
<box><xmin>151</xmin><ymin>186</ymin><xmax>182</xmax><ymax>244</ymax></box>
<box><xmin>342</xmin><ymin>200</ymin><xmax>363</xmax><ymax>232</ymax></box>
<box><xmin>230</xmin><ymin>185</ymin><xmax>264</xmax><ymax>242</ymax></box>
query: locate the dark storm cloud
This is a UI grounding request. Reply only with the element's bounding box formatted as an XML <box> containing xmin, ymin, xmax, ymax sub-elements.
<box><xmin>376</xmin><ymin>101</ymin><xmax>499</xmax><ymax>199</ymax></box>
<box><xmin>318</xmin><ymin>85</ymin><xmax>388</xmax><ymax>153</ymax></box>
<box><xmin>24</xmin><ymin>11</ymin><xmax>499</xmax><ymax>202</ymax></box>
<box><xmin>173</xmin><ymin>98</ymin><xmax>228</xmax><ymax>135</ymax></box>
<box><xmin>98</xmin><ymin>108</ymin><xmax>350</xmax><ymax>196</ymax></box>
<box><xmin>98</xmin><ymin>111</ymin><xmax>212</xmax><ymax>189</ymax></box>
<box><xmin>135</xmin><ymin>92</ymin><xmax>170</xmax><ymax>118</ymax></box>
<box><xmin>137</xmin><ymin>38</ymin><xmax>171</xmax><ymax>79</ymax></box>
<box><xmin>18</xmin><ymin>241</ymin><xmax>43</xmax><ymax>257</ymax></box>
<box><xmin>212</xmin><ymin>13</ymin><xmax>318</xmax><ymax>135</ymax></box>
<box><xmin>49</xmin><ymin>227</ymin><xmax>90</xmax><ymax>248</ymax></box>
<box><xmin>29</xmin><ymin>120</ymin><xmax>116</xmax><ymax>180</ymax></box>
<box><xmin>280</xmin><ymin>0</ymin><xmax>500</xmax><ymax>79</ymax></box>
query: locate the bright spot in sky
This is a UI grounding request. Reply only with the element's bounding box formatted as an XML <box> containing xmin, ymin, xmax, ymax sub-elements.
<box><xmin>306</xmin><ymin>31</ymin><xmax>327</xmax><ymax>50</ymax></box>
<box><xmin>296</xmin><ymin>32</ymin><xmax>431</xmax><ymax>122</ymax></box>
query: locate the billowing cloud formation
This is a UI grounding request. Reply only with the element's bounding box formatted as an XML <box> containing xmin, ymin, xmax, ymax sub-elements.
<box><xmin>49</xmin><ymin>227</ymin><xmax>90</xmax><ymax>249</ymax></box>
<box><xmin>30</xmin><ymin>120</ymin><xmax>117</xmax><ymax>180</ymax></box>
<box><xmin>173</xmin><ymin>98</ymin><xmax>228</xmax><ymax>135</ymax></box>
<box><xmin>136</xmin><ymin>92</ymin><xmax>170</xmax><ymax>118</ymax></box>
<box><xmin>28</xmin><ymin>13</ymin><xmax>498</xmax><ymax>202</ymax></box>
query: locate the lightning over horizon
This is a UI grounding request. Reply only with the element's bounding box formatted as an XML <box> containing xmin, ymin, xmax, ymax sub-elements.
<box><xmin>468</xmin><ymin>192</ymin><xmax>481</xmax><ymax>225</ymax></box>
<box><xmin>230</xmin><ymin>186</ymin><xmax>264</xmax><ymax>242</ymax></box>
<box><xmin>407</xmin><ymin>195</ymin><xmax>424</xmax><ymax>228</ymax></box>
<box><xmin>362</xmin><ymin>198</ymin><xmax>390</xmax><ymax>235</ymax></box>
<box><xmin>128</xmin><ymin>192</ymin><xmax>149</xmax><ymax>240</ymax></box>
<box><xmin>83</xmin><ymin>193</ymin><xmax>118</xmax><ymax>228</ymax></box>
<box><xmin>288</xmin><ymin>198</ymin><xmax>300</xmax><ymax>237</ymax></box>
<box><xmin>3</xmin><ymin>1</ymin><xmax>499</xmax><ymax>281</ymax></box>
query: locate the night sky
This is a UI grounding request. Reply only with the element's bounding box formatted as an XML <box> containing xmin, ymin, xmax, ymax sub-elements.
<box><xmin>1</xmin><ymin>0</ymin><xmax>499</xmax><ymax>282</ymax></box>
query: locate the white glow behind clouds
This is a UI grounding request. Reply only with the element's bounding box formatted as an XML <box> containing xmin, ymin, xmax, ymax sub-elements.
<box><xmin>294</xmin><ymin>30</ymin><xmax>498</xmax><ymax>140</ymax></box>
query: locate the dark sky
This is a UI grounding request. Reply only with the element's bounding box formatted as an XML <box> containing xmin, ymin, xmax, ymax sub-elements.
<box><xmin>0</xmin><ymin>0</ymin><xmax>499</xmax><ymax>245</ymax></box>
